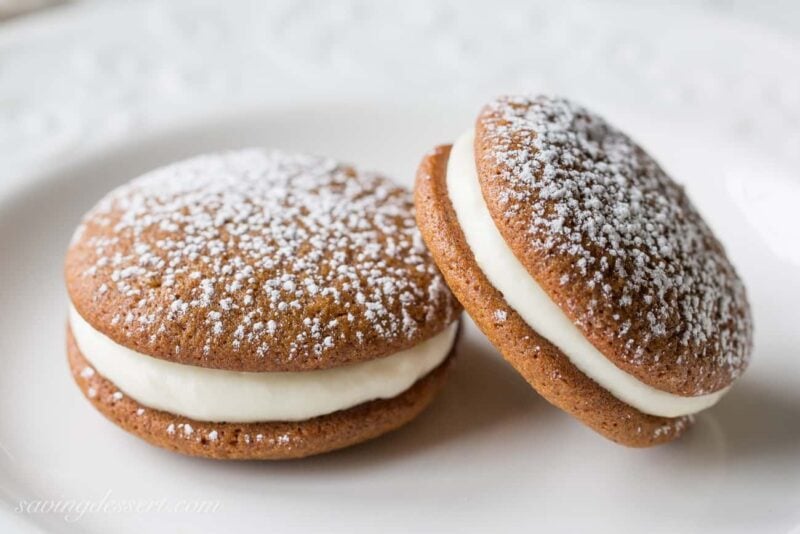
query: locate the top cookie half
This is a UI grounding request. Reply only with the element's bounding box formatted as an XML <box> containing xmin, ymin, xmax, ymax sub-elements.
<box><xmin>474</xmin><ymin>95</ymin><xmax>752</xmax><ymax>395</ymax></box>
<box><xmin>65</xmin><ymin>149</ymin><xmax>460</xmax><ymax>372</ymax></box>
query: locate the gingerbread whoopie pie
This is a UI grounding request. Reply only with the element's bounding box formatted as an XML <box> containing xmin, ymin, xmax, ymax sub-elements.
<box><xmin>415</xmin><ymin>95</ymin><xmax>752</xmax><ymax>447</ymax></box>
<box><xmin>65</xmin><ymin>149</ymin><xmax>461</xmax><ymax>460</ymax></box>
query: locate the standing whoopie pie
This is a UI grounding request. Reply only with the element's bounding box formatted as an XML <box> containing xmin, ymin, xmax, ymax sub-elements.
<box><xmin>65</xmin><ymin>149</ymin><xmax>461</xmax><ymax>460</ymax></box>
<box><xmin>415</xmin><ymin>95</ymin><xmax>752</xmax><ymax>447</ymax></box>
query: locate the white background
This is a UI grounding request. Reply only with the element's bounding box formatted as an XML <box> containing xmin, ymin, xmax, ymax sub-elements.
<box><xmin>0</xmin><ymin>2</ymin><xmax>798</xmax><ymax>533</ymax></box>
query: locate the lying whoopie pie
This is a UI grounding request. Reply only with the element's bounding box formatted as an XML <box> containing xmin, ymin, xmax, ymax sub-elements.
<box><xmin>415</xmin><ymin>95</ymin><xmax>752</xmax><ymax>447</ymax></box>
<box><xmin>65</xmin><ymin>149</ymin><xmax>461</xmax><ymax>460</ymax></box>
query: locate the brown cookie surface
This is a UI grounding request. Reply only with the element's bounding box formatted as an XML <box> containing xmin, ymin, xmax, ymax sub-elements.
<box><xmin>415</xmin><ymin>145</ymin><xmax>693</xmax><ymax>446</ymax></box>
<box><xmin>474</xmin><ymin>96</ymin><xmax>752</xmax><ymax>395</ymax></box>
<box><xmin>65</xmin><ymin>149</ymin><xmax>460</xmax><ymax>372</ymax></box>
<box><xmin>68</xmin><ymin>326</ymin><xmax>454</xmax><ymax>460</ymax></box>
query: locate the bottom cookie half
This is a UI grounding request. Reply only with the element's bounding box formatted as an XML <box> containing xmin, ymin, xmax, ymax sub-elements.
<box><xmin>67</xmin><ymin>328</ymin><xmax>454</xmax><ymax>460</ymax></box>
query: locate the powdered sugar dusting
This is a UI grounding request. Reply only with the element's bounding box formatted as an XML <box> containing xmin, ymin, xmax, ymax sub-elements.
<box><xmin>479</xmin><ymin>95</ymin><xmax>752</xmax><ymax>392</ymax></box>
<box><xmin>70</xmin><ymin>149</ymin><xmax>455</xmax><ymax>369</ymax></box>
<box><xmin>652</xmin><ymin>414</ymin><xmax>694</xmax><ymax>439</ymax></box>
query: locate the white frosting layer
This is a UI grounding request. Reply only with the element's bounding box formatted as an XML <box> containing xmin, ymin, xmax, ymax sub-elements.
<box><xmin>446</xmin><ymin>129</ymin><xmax>727</xmax><ymax>417</ymax></box>
<box><xmin>69</xmin><ymin>305</ymin><xmax>457</xmax><ymax>423</ymax></box>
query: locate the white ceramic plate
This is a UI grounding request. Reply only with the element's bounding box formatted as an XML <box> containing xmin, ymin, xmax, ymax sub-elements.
<box><xmin>1</xmin><ymin>1</ymin><xmax>799</xmax><ymax>533</ymax></box>
<box><xmin>0</xmin><ymin>100</ymin><xmax>799</xmax><ymax>534</ymax></box>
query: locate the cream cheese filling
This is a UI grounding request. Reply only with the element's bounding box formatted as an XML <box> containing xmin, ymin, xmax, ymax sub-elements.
<box><xmin>446</xmin><ymin>129</ymin><xmax>726</xmax><ymax>417</ymax></box>
<box><xmin>69</xmin><ymin>304</ymin><xmax>457</xmax><ymax>423</ymax></box>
